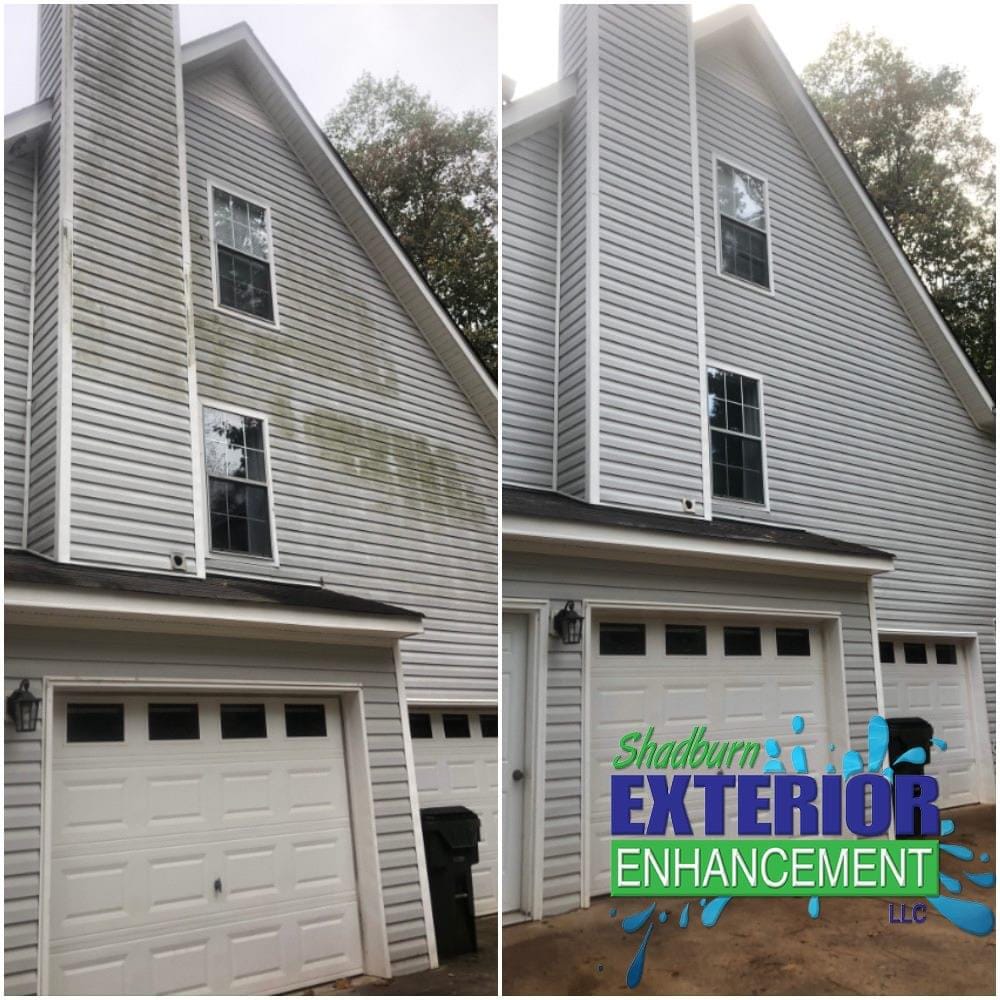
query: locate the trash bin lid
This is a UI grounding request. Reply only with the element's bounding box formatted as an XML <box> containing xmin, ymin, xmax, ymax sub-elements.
<box><xmin>420</xmin><ymin>805</ymin><xmax>481</xmax><ymax>848</ymax></box>
<box><xmin>886</xmin><ymin>716</ymin><xmax>934</xmax><ymax>738</ymax></box>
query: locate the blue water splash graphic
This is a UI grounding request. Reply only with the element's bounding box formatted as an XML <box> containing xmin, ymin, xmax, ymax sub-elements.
<box><xmin>931</xmin><ymin>736</ymin><xmax>948</xmax><ymax>751</ymax></box>
<box><xmin>621</xmin><ymin>901</ymin><xmax>656</xmax><ymax>933</ymax></box>
<box><xmin>658</xmin><ymin>910</ymin><xmax>668</xmax><ymax>924</ymax></box>
<box><xmin>940</xmin><ymin>819</ymin><xmax>956</xmax><ymax>836</ymax></box>
<box><xmin>679</xmin><ymin>903</ymin><xmax>690</xmax><ymax>928</ymax></box>
<box><xmin>866</xmin><ymin>715</ymin><xmax>889</xmax><ymax>771</ymax></box>
<box><xmin>892</xmin><ymin>746</ymin><xmax>927</xmax><ymax>767</ymax></box>
<box><xmin>791</xmin><ymin>714</ymin><xmax>805</xmax><ymax>734</ymax></box>
<box><xmin>980</xmin><ymin>853</ymin><xmax>991</xmax><ymax>863</ymax></box>
<box><xmin>701</xmin><ymin>896</ymin><xmax>733</xmax><ymax>928</ymax></box>
<box><xmin>940</xmin><ymin>873</ymin><xmax>962</xmax><ymax>894</ymax></box>
<box><xmin>699</xmin><ymin>898</ymin><xmax>707</xmax><ymax>907</ymax></box>
<box><xmin>925</xmin><ymin>895</ymin><xmax>995</xmax><ymax>936</ymax></box>
<box><xmin>825</xmin><ymin>763</ymin><xmax>836</xmax><ymax>774</ymax></box>
<box><xmin>828</xmin><ymin>743</ymin><xmax>836</xmax><ymax>752</ymax></box>
<box><xmin>808</xmin><ymin>896</ymin><xmax>820</xmax><ymax>919</ymax></box>
<box><xmin>791</xmin><ymin>745</ymin><xmax>809</xmax><ymax>774</ymax></box>
<box><xmin>625</xmin><ymin>921</ymin><xmax>655</xmax><ymax>989</ymax></box>
<box><xmin>941</xmin><ymin>843</ymin><xmax>975</xmax><ymax>862</ymax></box>
<box><xmin>965</xmin><ymin>871</ymin><xmax>996</xmax><ymax>888</ymax></box>
<box><xmin>609</xmin><ymin>907</ymin><xmax>617</xmax><ymax>918</ymax></box>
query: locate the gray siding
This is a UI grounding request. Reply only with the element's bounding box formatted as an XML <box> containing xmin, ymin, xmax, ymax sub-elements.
<box><xmin>501</xmin><ymin>126</ymin><xmax>559</xmax><ymax>489</ymax></box>
<box><xmin>4</xmin><ymin>151</ymin><xmax>36</xmax><ymax>547</ymax></box>
<box><xmin>184</xmin><ymin>67</ymin><xmax>497</xmax><ymax>703</ymax></box>
<box><xmin>595</xmin><ymin>4</ymin><xmax>704</xmax><ymax>514</ymax></box>
<box><xmin>69</xmin><ymin>4</ymin><xmax>197</xmax><ymax>571</ymax></box>
<box><xmin>3</xmin><ymin>626</ymin><xmax>430</xmax><ymax>993</ymax></box>
<box><xmin>695</xmin><ymin>57</ymin><xmax>996</xmax><ymax>741</ymax></box>
<box><xmin>504</xmin><ymin>550</ymin><xmax>876</xmax><ymax>914</ymax></box>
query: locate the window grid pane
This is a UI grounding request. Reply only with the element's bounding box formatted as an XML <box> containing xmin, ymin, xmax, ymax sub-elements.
<box><xmin>720</xmin><ymin>216</ymin><xmax>770</xmax><ymax>288</ymax></box>
<box><xmin>708</xmin><ymin>368</ymin><xmax>765</xmax><ymax>504</ymax></box>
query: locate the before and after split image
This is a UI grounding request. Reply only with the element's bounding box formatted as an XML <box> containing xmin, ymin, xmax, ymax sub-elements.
<box><xmin>1</xmin><ymin>1</ymin><xmax>995</xmax><ymax>997</ymax></box>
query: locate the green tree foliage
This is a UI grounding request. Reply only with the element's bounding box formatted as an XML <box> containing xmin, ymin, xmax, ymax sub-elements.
<box><xmin>803</xmin><ymin>28</ymin><xmax>995</xmax><ymax>389</ymax></box>
<box><xmin>325</xmin><ymin>73</ymin><xmax>497</xmax><ymax>378</ymax></box>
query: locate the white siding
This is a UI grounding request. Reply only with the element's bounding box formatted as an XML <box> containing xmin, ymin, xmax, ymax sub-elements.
<box><xmin>501</xmin><ymin>126</ymin><xmax>558</xmax><ymax>489</ymax></box>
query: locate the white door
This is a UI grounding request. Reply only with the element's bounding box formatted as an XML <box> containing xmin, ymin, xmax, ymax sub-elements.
<box><xmin>47</xmin><ymin>693</ymin><xmax>364</xmax><ymax>996</ymax></box>
<box><xmin>881</xmin><ymin>637</ymin><xmax>979</xmax><ymax>808</ymax></box>
<box><xmin>501</xmin><ymin>613</ymin><xmax>528</xmax><ymax>913</ymax></box>
<box><xmin>411</xmin><ymin>707</ymin><xmax>498</xmax><ymax>915</ymax></box>
<box><xmin>590</xmin><ymin>617</ymin><xmax>831</xmax><ymax>895</ymax></box>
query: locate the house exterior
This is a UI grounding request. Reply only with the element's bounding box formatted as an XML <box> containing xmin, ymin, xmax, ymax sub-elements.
<box><xmin>501</xmin><ymin>5</ymin><xmax>995</xmax><ymax>921</ymax></box>
<box><xmin>3</xmin><ymin>5</ymin><xmax>497</xmax><ymax>994</ymax></box>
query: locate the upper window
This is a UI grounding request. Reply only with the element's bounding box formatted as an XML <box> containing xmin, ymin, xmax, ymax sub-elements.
<box><xmin>203</xmin><ymin>406</ymin><xmax>274</xmax><ymax>558</ymax></box>
<box><xmin>211</xmin><ymin>187</ymin><xmax>276</xmax><ymax>322</ymax></box>
<box><xmin>716</xmin><ymin>160</ymin><xmax>771</xmax><ymax>289</ymax></box>
<box><xmin>707</xmin><ymin>367</ymin><xmax>765</xmax><ymax>504</ymax></box>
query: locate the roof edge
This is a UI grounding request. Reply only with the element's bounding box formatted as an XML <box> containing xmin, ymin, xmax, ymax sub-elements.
<box><xmin>5</xmin><ymin>98</ymin><xmax>53</xmax><ymax>153</ymax></box>
<box><xmin>502</xmin><ymin>75</ymin><xmax>577</xmax><ymax>146</ymax></box>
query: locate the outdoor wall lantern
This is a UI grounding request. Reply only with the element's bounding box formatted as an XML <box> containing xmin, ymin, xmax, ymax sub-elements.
<box><xmin>7</xmin><ymin>679</ymin><xmax>41</xmax><ymax>733</ymax></box>
<box><xmin>553</xmin><ymin>600</ymin><xmax>583</xmax><ymax>645</ymax></box>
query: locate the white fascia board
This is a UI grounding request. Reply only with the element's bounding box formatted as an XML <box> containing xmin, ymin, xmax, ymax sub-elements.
<box><xmin>502</xmin><ymin>76</ymin><xmax>577</xmax><ymax>147</ymax></box>
<box><xmin>5</xmin><ymin>582</ymin><xmax>424</xmax><ymax>643</ymax></box>
<box><xmin>4</xmin><ymin>98</ymin><xmax>53</xmax><ymax>152</ymax></box>
<box><xmin>502</xmin><ymin>514</ymin><xmax>895</xmax><ymax>579</ymax></box>
<box><xmin>694</xmin><ymin>10</ymin><xmax>994</xmax><ymax>433</ymax></box>
<box><xmin>180</xmin><ymin>25</ymin><xmax>497</xmax><ymax>437</ymax></box>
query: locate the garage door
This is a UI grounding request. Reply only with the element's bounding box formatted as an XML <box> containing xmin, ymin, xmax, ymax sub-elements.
<box><xmin>48</xmin><ymin>693</ymin><xmax>364</xmax><ymax>995</ymax></box>
<box><xmin>410</xmin><ymin>707</ymin><xmax>498</xmax><ymax>915</ymax></box>
<box><xmin>590</xmin><ymin>617</ymin><xmax>831</xmax><ymax>895</ymax></box>
<box><xmin>881</xmin><ymin>637</ymin><xmax>979</xmax><ymax>808</ymax></box>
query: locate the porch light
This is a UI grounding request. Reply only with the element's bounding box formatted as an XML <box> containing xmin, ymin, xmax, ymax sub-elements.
<box><xmin>7</xmin><ymin>680</ymin><xmax>40</xmax><ymax>734</ymax></box>
<box><xmin>553</xmin><ymin>601</ymin><xmax>583</xmax><ymax>645</ymax></box>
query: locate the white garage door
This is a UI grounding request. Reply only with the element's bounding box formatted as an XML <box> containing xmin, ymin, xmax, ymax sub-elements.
<box><xmin>411</xmin><ymin>707</ymin><xmax>498</xmax><ymax>915</ymax></box>
<box><xmin>48</xmin><ymin>693</ymin><xmax>364</xmax><ymax>996</ymax></box>
<box><xmin>881</xmin><ymin>637</ymin><xmax>979</xmax><ymax>809</ymax></box>
<box><xmin>590</xmin><ymin>617</ymin><xmax>831</xmax><ymax>895</ymax></box>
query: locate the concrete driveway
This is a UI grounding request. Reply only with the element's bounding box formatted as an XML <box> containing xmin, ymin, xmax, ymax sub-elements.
<box><xmin>502</xmin><ymin>806</ymin><xmax>995</xmax><ymax>996</ymax></box>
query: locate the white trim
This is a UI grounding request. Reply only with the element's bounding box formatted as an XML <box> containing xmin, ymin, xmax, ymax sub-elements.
<box><xmin>877</xmin><ymin>627</ymin><xmax>980</xmax><ymax>638</ymax></box>
<box><xmin>711</xmin><ymin>150</ymin><xmax>776</xmax><ymax>297</ymax></box>
<box><xmin>502</xmin><ymin>76</ymin><xmax>577</xmax><ymax>147</ymax></box>
<box><xmin>205</xmin><ymin>177</ymin><xmax>282</xmax><ymax>330</ymax></box>
<box><xmin>408</xmin><ymin>695</ymin><xmax>499</xmax><ymax>707</ymax></box>
<box><xmin>584</xmin><ymin>4</ymin><xmax>601</xmax><ymax>505</ymax></box>
<box><xmin>21</xmin><ymin>143</ymin><xmax>40</xmax><ymax>549</ymax></box>
<box><xmin>867</xmin><ymin>578</ymin><xmax>885</xmax><ymax>717</ymax></box>
<box><xmin>393</xmin><ymin>644</ymin><xmax>439</xmax><ymax>969</ymax></box>
<box><xmin>551</xmin><ymin>119</ymin><xmax>564</xmax><ymax>492</ymax></box>
<box><xmin>580</xmin><ymin>599</ymin><xmax>592</xmax><ymax>908</ymax></box>
<box><xmin>37</xmin><ymin>677</ymin><xmax>394</xmax><ymax>993</ymax></box>
<box><xmin>199</xmin><ymin>396</ymin><xmax>281</xmax><ymax>567</ymax></box>
<box><xmin>3</xmin><ymin>97</ymin><xmax>53</xmax><ymax>150</ymax></box>
<box><xmin>705</xmin><ymin>359</ymin><xmax>771</xmax><ymax>511</ymax></box>
<box><xmin>173</xmin><ymin>8</ymin><xmax>207</xmax><ymax>578</ymax></box>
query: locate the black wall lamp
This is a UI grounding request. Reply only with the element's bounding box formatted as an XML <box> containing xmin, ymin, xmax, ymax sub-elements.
<box><xmin>7</xmin><ymin>680</ymin><xmax>41</xmax><ymax>733</ymax></box>
<box><xmin>553</xmin><ymin>600</ymin><xmax>583</xmax><ymax>645</ymax></box>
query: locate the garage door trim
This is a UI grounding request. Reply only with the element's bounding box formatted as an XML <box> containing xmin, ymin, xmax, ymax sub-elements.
<box><xmin>37</xmin><ymin>677</ymin><xmax>393</xmax><ymax>996</ymax></box>
<box><xmin>581</xmin><ymin>600</ymin><xmax>853</xmax><ymax>906</ymax></box>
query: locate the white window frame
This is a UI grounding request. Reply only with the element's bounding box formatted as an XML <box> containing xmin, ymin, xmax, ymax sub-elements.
<box><xmin>705</xmin><ymin>360</ymin><xmax>771</xmax><ymax>511</ymax></box>
<box><xmin>200</xmin><ymin>397</ymin><xmax>281</xmax><ymax>566</ymax></box>
<box><xmin>711</xmin><ymin>152</ymin><xmax>775</xmax><ymax>295</ymax></box>
<box><xmin>206</xmin><ymin>178</ymin><xmax>281</xmax><ymax>329</ymax></box>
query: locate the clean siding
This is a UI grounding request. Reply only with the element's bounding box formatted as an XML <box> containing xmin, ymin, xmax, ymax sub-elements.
<box><xmin>501</xmin><ymin>126</ymin><xmax>559</xmax><ymax>489</ymax></box>
<box><xmin>504</xmin><ymin>550</ymin><xmax>876</xmax><ymax>913</ymax></box>
<box><xmin>184</xmin><ymin>69</ymin><xmax>497</xmax><ymax>703</ymax></box>
<box><xmin>4</xmin><ymin>151</ymin><xmax>36</xmax><ymax>547</ymax></box>
<box><xmin>2</xmin><ymin>627</ymin><xmax>430</xmax><ymax>992</ymax></box>
<box><xmin>695</xmin><ymin>60</ymin><xmax>996</xmax><ymax>742</ymax></box>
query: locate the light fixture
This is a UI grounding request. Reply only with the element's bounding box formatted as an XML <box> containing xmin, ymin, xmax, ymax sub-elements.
<box><xmin>553</xmin><ymin>600</ymin><xmax>583</xmax><ymax>645</ymax></box>
<box><xmin>7</xmin><ymin>680</ymin><xmax>40</xmax><ymax>734</ymax></box>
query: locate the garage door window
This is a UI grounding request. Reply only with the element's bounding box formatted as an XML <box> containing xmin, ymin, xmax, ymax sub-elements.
<box><xmin>724</xmin><ymin>626</ymin><xmax>762</xmax><ymax>656</ymax></box>
<box><xmin>599</xmin><ymin>622</ymin><xmax>646</xmax><ymax>655</ymax></box>
<box><xmin>879</xmin><ymin>640</ymin><xmax>895</xmax><ymax>663</ymax></box>
<box><xmin>480</xmin><ymin>713</ymin><xmax>498</xmax><ymax>738</ymax></box>
<box><xmin>220</xmin><ymin>703</ymin><xmax>267</xmax><ymax>738</ymax></box>
<box><xmin>443</xmin><ymin>713</ymin><xmax>471</xmax><ymax>738</ymax></box>
<box><xmin>148</xmin><ymin>703</ymin><xmax>200</xmax><ymax>740</ymax></box>
<box><xmin>409</xmin><ymin>712</ymin><xmax>433</xmax><ymax>738</ymax></box>
<box><xmin>904</xmin><ymin>643</ymin><xmax>928</xmax><ymax>664</ymax></box>
<box><xmin>776</xmin><ymin>628</ymin><xmax>811</xmax><ymax>656</ymax></box>
<box><xmin>66</xmin><ymin>703</ymin><xmax>125</xmax><ymax>742</ymax></box>
<box><xmin>935</xmin><ymin>644</ymin><xmax>958</xmax><ymax>665</ymax></box>
<box><xmin>285</xmin><ymin>704</ymin><xmax>327</xmax><ymax>737</ymax></box>
<box><xmin>665</xmin><ymin>625</ymin><xmax>707</xmax><ymax>655</ymax></box>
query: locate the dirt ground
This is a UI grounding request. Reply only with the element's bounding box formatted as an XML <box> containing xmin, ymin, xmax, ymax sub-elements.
<box><xmin>503</xmin><ymin>805</ymin><xmax>995</xmax><ymax>996</ymax></box>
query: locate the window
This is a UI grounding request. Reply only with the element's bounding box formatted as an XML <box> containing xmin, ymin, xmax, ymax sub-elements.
<box><xmin>716</xmin><ymin>160</ymin><xmax>771</xmax><ymax>288</ymax></box>
<box><xmin>879</xmin><ymin>640</ymin><xmax>896</xmax><ymax>664</ymax></box>
<box><xmin>935</xmin><ymin>644</ymin><xmax>958</xmax><ymax>665</ymax></box>
<box><xmin>903</xmin><ymin>643</ymin><xmax>928</xmax><ymax>664</ymax></box>
<box><xmin>285</xmin><ymin>704</ymin><xmax>327</xmax><ymax>737</ymax></box>
<box><xmin>220</xmin><ymin>703</ymin><xmax>267</xmax><ymax>739</ymax></box>
<box><xmin>708</xmin><ymin>367</ymin><xmax>765</xmax><ymax>504</ymax></box>
<box><xmin>724</xmin><ymin>626</ymin><xmax>761</xmax><ymax>656</ymax></box>
<box><xmin>599</xmin><ymin>623</ymin><xmax>646</xmax><ymax>656</ymax></box>
<box><xmin>211</xmin><ymin>187</ymin><xmax>275</xmax><ymax>321</ymax></box>
<box><xmin>204</xmin><ymin>406</ymin><xmax>273</xmax><ymax>557</ymax></box>
<box><xmin>443</xmin><ymin>713</ymin><xmax>471</xmax><ymax>738</ymax></box>
<box><xmin>148</xmin><ymin>703</ymin><xmax>200</xmax><ymax>740</ymax></box>
<box><xmin>665</xmin><ymin>625</ymin><xmax>707</xmax><ymax>656</ymax></box>
<box><xmin>776</xmin><ymin>628</ymin><xmax>811</xmax><ymax>657</ymax></box>
<box><xmin>67</xmin><ymin>703</ymin><xmax>124</xmax><ymax>743</ymax></box>
<box><xmin>480</xmin><ymin>713</ymin><xmax>498</xmax><ymax>738</ymax></box>
<box><xmin>409</xmin><ymin>712</ymin><xmax>433</xmax><ymax>739</ymax></box>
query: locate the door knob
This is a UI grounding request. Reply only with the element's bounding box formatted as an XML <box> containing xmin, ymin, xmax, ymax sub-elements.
<box><xmin>213</xmin><ymin>878</ymin><xmax>222</xmax><ymax>894</ymax></box>
<box><xmin>512</xmin><ymin>769</ymin><xmax>525</xmax><ymax>781</ymax></box>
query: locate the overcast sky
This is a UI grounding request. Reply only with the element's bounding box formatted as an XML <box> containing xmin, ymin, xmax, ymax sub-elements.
<box><xmin>3</xmin><ymin>3</ymin><xmax>498</xmax><ymax>122</ymax></box>
<box><xmin>501</xmin><ymin>1</ymin><xmax>998</xmax><ymax>143</ymax></box>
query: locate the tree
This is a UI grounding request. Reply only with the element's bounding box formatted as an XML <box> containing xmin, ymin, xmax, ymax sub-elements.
<box><xmin>803</xmin><ymin>28</ymin><xmax>996</xmax><ymax>389</ymax></box>
<box><xmin>325</xmin><ymin>73</ymin><xmax>497</xmax><ymax>378</ymax></box>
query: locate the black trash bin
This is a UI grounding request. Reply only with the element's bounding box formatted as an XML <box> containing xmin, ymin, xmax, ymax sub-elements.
<box><xmin>886</xmin><ymin>716</ymin><xmax>933</xmax><ymax>838</ymax></box>
<box><xmin>420</xmin><ymin>805</ymin><xmax>481</xmax><ymax>958</ymax></box>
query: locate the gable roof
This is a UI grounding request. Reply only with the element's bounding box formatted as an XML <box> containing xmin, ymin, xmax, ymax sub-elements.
<box><xmin>695</xmin><ymin>6</ymin><xmax>994</xmax><ymax>433</ymax></box>
<box><xmin>181</xmin><ymin>23</ymin><xmax>497</xmax><ymax>436</ymax></box>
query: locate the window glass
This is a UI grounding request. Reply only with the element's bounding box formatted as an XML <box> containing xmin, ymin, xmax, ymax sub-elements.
<box><xmin>285</xmin><ymin>704</ymin><xmax>327</xmax><ymax>737</ymax></box>
<box><xmin>67</xmin><ymin>703</ymin><xmax>124</xmax><ymax>743</ymax></box>
<box><xmin>708</xmin><ymin>367</ymin><xmax>765</xmax><ymax>504</ymax></box>
<box><xmin>409</xmin><ymin>712</ymin><xmax>433</xmax><ymax>739</ymax></box>
<box><xmin>776</xmin><ymin>628</ymin><xmax>811</xmax><ymax>656</ymax></box>
<box><xmin>599</xmin><ymin>623</ymin><xmax>646</xmax><ymax>656</ymax></box>
<box><xmin>220</xmin><ymin>703</ymin><xmax>267</xmax><ymax>738</ymax></box>
<box><xmin>903</xmin><ymin>643</ymin><xmax>928</xmax><ymax>664</ymax></box>
<box><xmin>717</xmin><ymin>160</ymin><xmax>770</xmax><ymax>288</ymax></box>
<box><xmin>935</xmin><ymin>644</ymin><xmax>958</xmax><ymax>665</ymax></box>
<box><xmin>212</xmin><ymin>188</ymin><xmax>274</xmax><ymax>320</ymax></box>
<box><xmin>148</xmin><ymin>703</ymin><xmax>200</xmax><ymax>740</ymax></box>
<box><xmin>879</xmin><ymin>640</ymin><xmax>896</xmax><ymax>663</ymax></box>
<box><xmin>443</xmin><ymin>713</ymin><xmax>471</xmax><ymax>738</ymax></box>
<box><xmin>480</xmin><ymin>713</ymin><xmax>498</xmax><ymax>738</ymax></box>
<box><xmin>665</xmin><ymin>625</ymin><xmax>707</xmax><ymax>656</ymax></box>
<box><xmin>724</xmin><ymin>626</ymin><xmax>762</xmax><ymax>656</ymax></box>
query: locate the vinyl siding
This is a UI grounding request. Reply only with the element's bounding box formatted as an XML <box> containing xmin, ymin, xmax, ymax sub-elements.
<box><xmin>595</xmin><ymin>4</ymin><xmax>705</xmax><ymax>514</ymax></box>
<box><xmin>68</xmin><ymin>4</ymin><xmax>197</xmax><ymax>571</ymax></box>
<box><xmin>695</xmin><ymin>57</ymin><xmax>996</xmax><ymax>742</ymax></box>
<box><xmin>501</xmin><ymin>126</ymin><xmax>559</xmax><ymax>489</ymax></box>
<box><xmin>504</xmin><ymin>550</ymin><xmax>876</xmax><ymax>913</ymax></box>
<box><xmin>3</xmin><ymin>626</ymin><xmax>430</xmax><ymax>993</ymax></box>
<box><xmin>4</xmin><ymin>151</ymin><xmax>36</xmax><ymax>547</ymax></box>
<box><xmin>184</xmin><ymin>68</ymin><xmax>497</xmax><ymax>703</ymax></box>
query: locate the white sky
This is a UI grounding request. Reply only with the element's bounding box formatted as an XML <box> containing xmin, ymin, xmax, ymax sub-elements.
<box><xmin>3</xmin><ymin>2</ymin><xmax>498</xmax><ymax>121</ymax></box>
<box><xmin>500</xmin><ymin>1</ymin><xmax>999</xmax><ymax>144</ymax></box>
